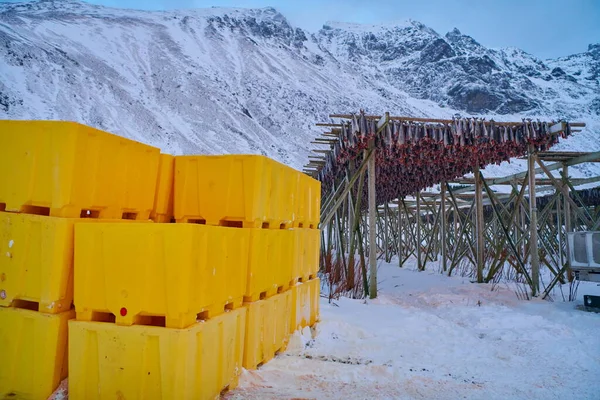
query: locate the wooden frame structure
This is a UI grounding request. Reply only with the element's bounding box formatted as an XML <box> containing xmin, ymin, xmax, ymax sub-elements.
<box><xmin>308</xmin><ymin>112</ymin><xmax>596</xmax><ymax>299</ymax></box>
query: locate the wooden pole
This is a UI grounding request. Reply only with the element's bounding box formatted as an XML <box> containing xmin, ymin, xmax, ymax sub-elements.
<box><xmin>562</xmin><ymin>163</ymin><xmax>573</xmax><ymax>281</ymax></box>
<box><xmin>441</xmin><ymin>182</ymin><xmax>448</xmax><ymax>272</ymax></box>
<box><xmin>368</xmin><ymin>142</ymin><xmax>377</xmax><ymax>299</ymax></box>
<box><xmin>384</xmin><ymin>203</ymin><xmax>390</xmax><ymax>262</ymax></box>
<box><xmin>474</xmin><ymin>166</ymin><xmax>485</xmax><ymax>283</ymax></box>
<box><xmin>528</xmin><ymin>146</ymin><xmax>540</xmax><ymax>296</ymax></box>
<box><xmin>416</xmin><ymin>192</ymin><xmax>423</xmax><ymax>270</ymax></box>
<box><xmin>398</xmin><ymin>199</ymin><xmax>403</xmax><ymax>268</ymax></box>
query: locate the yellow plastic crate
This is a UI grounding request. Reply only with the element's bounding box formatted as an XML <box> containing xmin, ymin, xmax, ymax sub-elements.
<box><xmin>266</xmin><ymin>164</ymin><xmax>297</xmax><ymax>229</ymax></box>
<box><xmin>306</xmin><ymin>228</ymin><xmax>321</xmax><ymax>278</ymax></box>
<box><xmin>174</xmin><ymin>155</ymin><xmax>297</xmax><ymax>228</ymax></box>
<box><xmin>294</xmin><ymin>174</ymin><xmax>321</xmax><ymax>229</ymax></box>
<box><xmin>290</xmin><ymin>278</ymin><xmax>320</xmax><ymax>333</ymax></box>
<box><xmin>294</xmin><ymin>174</ymin><xmax>308</xmax><ymax>228</ymax></box>
<box><xmin>290</xmin><ymin>229</ymin><xmax>307</xmax><ymax>282</ymax></box>
<box><xmin>75</xmin><ymin>223</ymin><xmax>248</xmax><ymax>328</ymax></box>
<box><xmin>245</xmin><ymin>229</ymin><xmax>293</xmax><ymax>302</ymax></box>
<box><xmin>307</xmin><ymin>176</ymin><xmax>322</xmax><ymax>229</ymax></box>
<box><xmin>0</xmin><ymin>120</ymin><xmax>160</xmax><ymax>219</ymax></box>
<box><xmin>243</xmin><ymin>290</ymin><xmax>292</xmax><ymax>370</ymax></box>
<box><xmin>68</xmin><ymin>307</ymin><xmax>246</xmax><ymax>400</ymax></box>
<box><xmin>0</xmin><ymin>307</ymin><xmax>74</xmax><ymax>400</ymax></box>
<box><xmin>0</xmin><ymin>212</ymin><xmax>142</xmax><ymax>313</ymax></box>
<box><xmin>288</xmin><ymin>229</ymin><xmax>320</xmax><ymax>283</ymax></box>
<box><xmin>150</xmin><ymin>154</ymin><xmax>175</xmax><ymax>223</ymax></box>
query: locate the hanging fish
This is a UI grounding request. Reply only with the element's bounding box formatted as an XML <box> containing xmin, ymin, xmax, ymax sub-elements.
<box><xmin>443</xmin><ymin>125</ymin><xmax>450</xmax><ymax>146</ymax></box>
<box><xmin>451</xmin><ymin>119</ymin><xmax>459</xmax><ymax>145</ymax></box>
<box><xmin>391</xmin><ymin>122</ymin><xmax>399</xmax><ymax>144</ymax></box>
<box><xmin>351</xmin><ymin>114</ymin><xmax>360</xmax><ymax>135</ymax></box>
<box><xmin>481</xmin><ymin>120</ymin><xmax>488</xmax><ymax>142</ymax></box>
<box><xmin>522</xmin><ymin>119</ymin><xmax>530</xmax><ymax>141</ymax></box>
<box><xmin>359</xmin><ymin>115</ymin><xmax>368</xmax><ymax>139</ymax></box>
<box><xmin>384</xmin><ymin>124</ymin><xmax>392</xmax><ymax>149</ymax></box>
<box><xmin>397</xmin><ymin>123</ymin><xmax>406</xmax><ymax>146</ymax></box>
<box><xmin>530</xmin><ymin>120</ymin><xmax>537</xmax><ymax>140</ymax></box>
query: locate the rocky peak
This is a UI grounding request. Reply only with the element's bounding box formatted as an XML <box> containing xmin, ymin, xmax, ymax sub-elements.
<box><xmin>444</xmin><ymin>28</ymin><xmax>484</xmax><ymax>55</ymax></box>
<box><xmin>588</xmin><ymin>43</ymin><xmax>600</xmax><ymax>58</ymax></box>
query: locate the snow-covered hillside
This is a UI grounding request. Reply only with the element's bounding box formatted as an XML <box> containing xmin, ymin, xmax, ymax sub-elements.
<box><xmin>1</xmin><ymin>0</ymin><xmax>599</xmax><ymax>174</ymax></box>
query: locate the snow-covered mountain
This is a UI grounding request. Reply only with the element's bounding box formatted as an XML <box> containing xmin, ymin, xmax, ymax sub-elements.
<box><xmin>1</xmin><ymin>0</ymin><xmax>599</xmax><ymax>175</ymax></box>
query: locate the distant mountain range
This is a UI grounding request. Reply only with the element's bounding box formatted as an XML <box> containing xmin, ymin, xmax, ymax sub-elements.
<box><xmin>1</xmin><ymin>0</ymin><xmax>598</xmax><ymax>178</ymax></box>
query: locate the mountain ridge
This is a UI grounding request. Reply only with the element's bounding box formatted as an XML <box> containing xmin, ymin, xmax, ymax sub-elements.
<box><xmin>1</xmin><ymin>0</ymin><xmax>598</xmax><ymax>177</ymax></box>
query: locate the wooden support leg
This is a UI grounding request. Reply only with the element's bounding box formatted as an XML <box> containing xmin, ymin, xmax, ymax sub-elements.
<box><xmin>368</xmin><ymin>144</ymin><xmax>377</xmax><ymax>299</ymax></box>
<box><xmin>441</xmin><ymin>182</ymin><xmax>448</xmax><ymax>272</ymax></box>
<box><xmin>474</xmin><ymin>166</ymin><xmax>485</xmax><ymax>283</ymax></box>
<box><xmin>528</xmin><ymin>146</ymin><xmax>540</xmax><ymax>296</ymax></box>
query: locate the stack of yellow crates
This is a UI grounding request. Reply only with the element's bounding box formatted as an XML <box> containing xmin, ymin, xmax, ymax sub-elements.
<box><xmin>0</xmin><ymin>121</ymin><xmax>160</xmax><ymax>399</ymax></box>
<box><xmin>69</xmin><ymin>153</ymin><xmax>247</xmax><ymax>399</ymax></box>
<box><xmin>0</xmin><ymin>121</ymin><xmax>321</xmax><ymax>399</ymax></box>
<box><xmin>174</xmin><ymin>155</ymin><xmax>321</xmax><ymax>370</ymax></box>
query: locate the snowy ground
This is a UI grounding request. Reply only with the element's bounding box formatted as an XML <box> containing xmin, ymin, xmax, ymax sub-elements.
<box><xmin>226</xmin><ymin>260</ymin><xmax>600</xmax><ymax>400</ymax></box>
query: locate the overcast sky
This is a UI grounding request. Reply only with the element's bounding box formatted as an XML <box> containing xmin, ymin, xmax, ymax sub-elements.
<box><xmin>3</xmin><ymin>0</ymin><xmax>600</xmax><ymax>59</ymax></box>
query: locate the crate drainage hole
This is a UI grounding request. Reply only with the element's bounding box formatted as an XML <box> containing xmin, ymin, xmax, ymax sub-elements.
<box><xmin>197</xmin><ymin>310</ymin><xmax>209</xmax><ymax>321</ymax></box>
<box><xmin>22</xmin><ymin>205</ymin><xmax>50</xmax><ymax>216</ymax></box>
<box><xmin>81</xmin><ymin>209</ymin><xmax>100</xmax><ymax>218</ymax></box>
<box><xmin>221</xmin><ymin>220</ymin><xmax>243</xmax><ymax>228</ymax></box>
<box><xmin>12</xmin><ymin>299</ymin><xmax>39</xmax><ymax>311</ymax></box>
<box><xmin>91</xmin><ymin>311</ymin><xmax>116</xmax><ymax>323</ymax></box>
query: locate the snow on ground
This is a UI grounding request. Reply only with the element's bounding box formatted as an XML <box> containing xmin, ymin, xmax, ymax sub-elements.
<box><xmin>226</xmin><ymin>260</ymin><xmax>600</xmax><ymax>400</ymax></box>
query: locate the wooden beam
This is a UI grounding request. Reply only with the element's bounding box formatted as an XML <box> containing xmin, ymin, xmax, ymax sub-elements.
<box><xmin>368</xmin><ymin>141</ymin><xmax>378</xmax><ymax>299</ymax></box>
<box><xmin>528</xmin><ymin>146</ymin><xmax>540</xmax><ymax>296</ymax></box>
<box><xmin>328</xmin><ymin>114</ymin><xmax>585</xmax><ymax>129</ymax></box>
<box><xmin>441</xmin><ymin>182</ymin><xmax>448</xmax><ymax>272</ymax></box>
<box><xmin>474</xmin><ymin>166</ymin><xmax>485</xmax><ymax>283</ymax></box>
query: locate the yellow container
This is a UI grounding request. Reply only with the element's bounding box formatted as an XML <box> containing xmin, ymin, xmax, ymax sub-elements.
<box><xmin>174</xmin><ymin>155</ymin><xmax>296</xmax><ymax>228</ymax></box>
<box><xmin>75</xmin><ymin>223</ymin><xmax>249</xmax><ymax>328</ymax></box>
<box><xmin>294</xmin><ymin>174</ymin><xmax>308</xmax><ymax>228</ymax></box>
<box><xmin>290</xmin><ymin>229</ymin><xmax>307</xmax><ymax>282</ymax></box>
<box><xmin>0</xmin><ymin>212</ymin><xmax>141</xmax><ymax>313</ymax></box>
<box><xmin>0</xmin><ymin>120</ymin><xmax>160</xmax><ymax>219</ymax></box>
<box><xmin>0</xmin><ymin>212</ymin><xmax>73</xmax><ymax>313</ymax></box>
<box><xmin>150</xmin><ymin>154</ymin><xmax>175</xmax><ymax>223</ymax></box>
<box><xmin>0</xmin><ymin>307</ymin><xmax>74</xmax><ymax>400</ymax></box>
<box><xmin>288</xmin><ymin>229</ymin><xmax>320</xmax><ymax>283</ymax></box>
<box><xmin>307</xmin><ymin>176</ymin><xmax>321</xmax><ymax>229</ymax></box>
<box><xmin>290</xmin><ymin>278</ymin><xmax>320</xmax><ymax>333</ymax></box>
<box><xmin>243</xmin><ymin>290</ymin><xmax>292</xmax><ymax>370</ymax></box>
<box><xmin>68</xmin><ymin>307</ymin><xmax>246</xmax><ymax>400</ymax></box>
<box><xmin>245</xmin><ymin>229</ymin><xmax>293</xmax><ymax>301</ymax></box>
<box><xmin>306</xmin><ymin>229</ymin><xmax>321</xmax><ymax>278</ymax></box>
<box><xmin>294</xmin><ymin>174</ymin><xmax>321</xmax><ymax>229</ymax></box>
<box><xmin>266</xmin><ymin>164</ymin><xmax>297</xmax><ymax>229</ymax></box>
